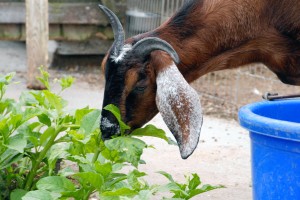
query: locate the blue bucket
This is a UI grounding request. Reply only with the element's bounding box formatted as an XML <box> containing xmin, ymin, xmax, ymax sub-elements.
<box><xmin>238</xmin><ymin>100</ymin><xmax>300</xmax><ymax>200</ymax></box>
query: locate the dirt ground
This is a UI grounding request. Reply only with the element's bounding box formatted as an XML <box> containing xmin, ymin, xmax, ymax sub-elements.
<box><xmin>0</xmin><ymin>41</ymin><xmax>252</xmax><ymax>200</ymax></box>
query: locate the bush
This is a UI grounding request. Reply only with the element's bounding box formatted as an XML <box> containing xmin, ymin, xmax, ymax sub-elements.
<box><xmin>0</xmin><ymin>69</ymin><xmax>223</xmax><ymax>200</ymax></box>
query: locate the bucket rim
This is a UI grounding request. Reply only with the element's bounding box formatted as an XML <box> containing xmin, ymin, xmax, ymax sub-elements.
<box><xmin>238</xmin><ymin>99</ymin><xmax>300</xmax><ymax>141</ymax></box>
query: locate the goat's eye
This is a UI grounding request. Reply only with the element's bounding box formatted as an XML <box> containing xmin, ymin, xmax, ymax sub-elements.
<box><xmin>133</xmin><ymin>85</ymin><xmax>147</xmax><ymax>93</ymax></box>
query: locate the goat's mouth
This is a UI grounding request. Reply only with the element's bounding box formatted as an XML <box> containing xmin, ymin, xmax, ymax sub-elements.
<box><xmin>100</xmin><ymin>120</ymin><xmax>141</xmax><ymax>140</ymax></box>
<box><xmin>126</xmin><ymin>121</ymin><xmax>143</xmax><ymax>132</ymax></box>
<box><xmin>101</xmin><ymin>125</ymin><xmax>120</xmax><ymax>140</ymax></box>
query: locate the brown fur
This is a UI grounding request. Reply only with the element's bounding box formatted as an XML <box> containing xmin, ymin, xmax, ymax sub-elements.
<box><xmin>148</xmin><ymin>0</ymin><xmax>300</xmax><ymax>84</ymax></box>
<box><xmin>101</xmin><ymin>0</ymin><xmax>300</xmax><ymax>137</ymax></box>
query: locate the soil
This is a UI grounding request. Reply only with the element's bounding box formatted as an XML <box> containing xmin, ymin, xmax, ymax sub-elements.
<box><xmin>1</xmin><ymin>41</ymin><xmax>252</xmax><ymax>200</ymax></box>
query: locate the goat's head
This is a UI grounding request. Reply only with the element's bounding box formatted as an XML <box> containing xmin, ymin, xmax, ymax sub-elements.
<box><xmin>99</xmin><ymin>5</ymin><xmax>203</xmax><ymax>159</ymax></box>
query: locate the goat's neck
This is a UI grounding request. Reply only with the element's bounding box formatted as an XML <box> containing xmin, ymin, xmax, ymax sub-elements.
<box><xmin>136</xmin><ymin>0</ymin><xmax>300</xmax><ymax>85</ymax></box>
<box><xmin>153</xmin><ymin>23</ymin><xmax>264</xmax><ymax>83</ymax></box>
<box><xmin>146</xmin><ymin>0</ymin><xmax>267</xmax><ymax>83</ymax></box>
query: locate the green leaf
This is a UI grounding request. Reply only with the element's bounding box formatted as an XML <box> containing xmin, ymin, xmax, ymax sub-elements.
<box><xmin>8</xmin><ymin>114</ymin><xmax>23</xmax><ymax>131</ymax></box>
<box><xmin>73</xmin><ymin>171</ymin><xmax>104</xmax><ymax>190</ymax></box>
<box><xmin>59</xmin><ymin>76</ymin><xmax>75</xmax><ymax>91</ymax></box>
<box><xmin>133</xmin><ymin>190</ymin><xmax>155</xmax><ymax>200</ymax></box>
<box><xmin>20</xmin><ymin>91</ymin><xmax>39</xmax><ymax>106</ymax></box>
<box><xmin>43</xmin><ymin>90</ymin><xmax>66</xmax><ymax>113</ymax></box>
<box><xmin>127</xmin><ymin>169</ymin><xmax>147</xmax><ymax>190</ymax></box>
<box><xmin>104</xmin><ymin>173</ymin><xmax>128</xmax><ymax>189</ymax></box>
<box><xmin>58</xmin><ymin>166</ymin><xmax>76</xmax><ymax>177</ymax></box>
<box><xmin>79</xmin><ymin>163</ymin><xmax>94</xmax><ymax>172</ymax></box>
<box><xmin>94</xmin><ymin>162</ymin><xmax>113</xmax><ymax>178</ymax></box>
<box><xmin>21</xmin><ymin>125</ymin><xmax>41</xmax><ymax>147</ymax></box>
<box><xmin>101</xmin><ymin>188</ymin><xmax>138</xmax><ymax>197</ymax></box>
<box><xmin>37</xmin><ymin>114</ymin><xmax>51</xmax><ymax>126</ymax></box>
<box><xmin>69</xmin><ymin>155</ymin><xmax>89</xmax><ymax>164</ymax></box>
<box><xmin>36</xmin><ymin>176</ymin><xmax>76</xmax><ymax>193</ymax></box>
<box><xmin>188</xmin><ymin>184</ymin><xmax>224</xmax><ymax>199</ymax></box>
<box><xmin>112</xmin><ymin>163</ymin><xmax>124</xmax><ymax>171</ymax></box>
<box><xmin>47</xmin><ymin>143</ymin><xmax>70</xmax><ymax>174</ymax></box>
<box><xmin>105</xmin><ymin>137</ymin><xmax>147</xmax><ymax>167</ymax></box>
<box><xmin>0</xmin><ymin>117</ymin><xmax>10</xmax><ymax>140</ymax></box>
<box><xmin>40</xmin><ymin>127</ymin><xmax>55</xmax><ymax>146</ymax></box>
<box><xmin>10</xmin><ymin>189</ymin><xmax>27</xmax><ymax>200</ymax></box>
<box><xmin>158</xmin><ymin>182</ymin><xmax>181</xmax><ymax>193</ymax></box>
<box><xmin>172</xmin><ymin>189</ymin><xmax>189</xmax><ymax>199</ymax></box>
<box><xmin>0</xmin><ymin>72</ymin><xmax>15</xmax><ymax>85</ymax></box>
<box><xmin>103</xmin><ymin>104</ymin><xmax>130</xmax><ymax>134</ymax></box>
<box><xmin>157</xmin><ymin>171</ymin><xmax>175</xmax><ymax>183</ymax></box>
<box><xmin>80</xmin><ymin>109</ymin><xmax>101</xmax><ymax>135</ymax></box>
<box><xmin>23</xmin><ymin>107</ymin><xmax>42</xmax><ymax>122</ymax></box>
<box><xmin>130</xmin><ymin>125</ymin><xmax>175</xmax><ymax>144</ymax></box>
<box><xmin>0</xmin><ymin>72</ymin><xmax>15</xmax><ymax>100</ymax></box>
<box><xmin>0</xmin><ymin>99</ymin><xmax>15</xmax><ymax>115</ymax></box>
<box><xmin>75</xmin><ymin>107</ymin><xmax>92</xmax><ymax>125</ymax></box>
<box><xmin>37</xmin><ymin>67</ymin><xmax>50</xmax><ymax>90</ymax></box>
<box><xmin>22</xmin><ymin>190</ymin><xmax>57</xmax><ymax>200</ymax></box>
<box><xmin>73</xmin><ymin>109</ymin><xmax>101</xmax><ymax>144</ymax></box>
<box><xmin>5</xmin><ymin>134</ymin><xmax>27</xmax><ymax>153</ymax></box>
<box><xmin>30</xmin><ymin>91</ymin><xmax>47</xmax><ymax>108</ymax></box>
<box><xmin>188</xmin><ymin>173</ymin><xmax>201</xmax><ymax>190</ymax></box>
<box><xmin>0</xmin><ymin>149</ymin><xmax>22</xmax><ymax>170</ymax></box>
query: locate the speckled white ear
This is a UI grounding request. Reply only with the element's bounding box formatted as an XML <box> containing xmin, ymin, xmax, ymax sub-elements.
<box><xmin>155</xmin><ymin>62</ymin><xmax>203</xmax><ymax>159</ymax></box>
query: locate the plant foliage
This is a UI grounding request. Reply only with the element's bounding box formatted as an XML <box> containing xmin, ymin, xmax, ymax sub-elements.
<box><xmin>0</xmin><ymin>70</ymin><xmax>223</xmax><ymax>200</ymax></box>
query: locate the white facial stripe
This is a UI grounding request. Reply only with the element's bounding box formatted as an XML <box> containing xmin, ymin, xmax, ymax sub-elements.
<box><xmin>156</xmin><ymin>63</ymin><xmax>203</xmax><ymax>159</ymax></box>
<box><xmin>111</xmin><ymin>44</ymin><xmax>132</xmax><ymax>63</ymax></box>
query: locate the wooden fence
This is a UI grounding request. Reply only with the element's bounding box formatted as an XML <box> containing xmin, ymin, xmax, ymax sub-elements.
<box><xmin>0</xmin><ymin>0</ymin><xmax>125</xmax><ymax>88</ymax></box>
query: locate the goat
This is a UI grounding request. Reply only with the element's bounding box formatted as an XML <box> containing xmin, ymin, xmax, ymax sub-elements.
<box><xmin>98</xmin><ymin>0</ymin><xmax>300</xmax><ymax>159</ymax></box>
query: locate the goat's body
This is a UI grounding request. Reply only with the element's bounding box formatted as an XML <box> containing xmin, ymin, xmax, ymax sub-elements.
<box><xmin>99</xmin><ymin>1</ymin><xmax>300</xmax><ymax>158</ymax></box>
<box><xmin>130</xmin><ymin>0</ymin><xmax>300</xmax><ymax>84</ymax></box>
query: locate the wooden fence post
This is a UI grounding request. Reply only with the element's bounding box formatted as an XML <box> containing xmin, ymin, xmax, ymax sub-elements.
<box><xmin>26</xmin><ymin>0</ymin><xmax>48</xmax><ymax>89</ymax></box>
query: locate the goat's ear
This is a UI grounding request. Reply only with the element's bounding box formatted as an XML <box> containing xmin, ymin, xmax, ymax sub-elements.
<box><xmin>154</xmin><ymin>58</ymin><xmax>203</xmax><ymax>159</ymax></box>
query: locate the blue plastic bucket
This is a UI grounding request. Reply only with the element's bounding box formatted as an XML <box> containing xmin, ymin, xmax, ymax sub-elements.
<box><xmin>239</xmin><ymin>100</ymin><xmax>300</xmax><ymax>200</ymax></box>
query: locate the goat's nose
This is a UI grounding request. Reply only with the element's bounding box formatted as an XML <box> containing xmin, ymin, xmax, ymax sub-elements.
<box><xmin>100</xmin><ymin>116</ymin><xmax>120</xmax><ymax>140</ymax></box>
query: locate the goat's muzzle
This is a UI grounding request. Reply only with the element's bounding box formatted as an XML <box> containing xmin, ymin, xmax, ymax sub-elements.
<box><xmin>100</xmin><ymin>110</ymin><xmax>120</xmax><ymax>140</ymax></box>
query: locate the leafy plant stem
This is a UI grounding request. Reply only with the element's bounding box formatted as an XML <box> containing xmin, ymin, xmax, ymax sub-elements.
<box><xmin>84</xmin><ymin>189</ymin><xmax>94</xmax><ymax>200</ymax></box>
<box><xmin>91</xmin><ymin>147</ymin><xmax>101</xmax><ymax>164</ymax></box>
<box><xmin>91</xmin><ymin>133</ymin><xmax>102</xmax><ymax>164</ymax></box>
<box><xmin>18</xmin><ymin>157</ymin><xmax>29</xmax><ymax>180</ymax></box>
<box><xmin>24</xmin><ymin>126</ymin><xmax>62</xmax><ymax>191</ymax></box>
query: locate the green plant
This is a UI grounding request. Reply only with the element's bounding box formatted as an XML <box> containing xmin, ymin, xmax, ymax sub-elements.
<box><xmin>0</xmin><ymin>70</ymin><xmax>223</xmax><ymax>200</ymax></box>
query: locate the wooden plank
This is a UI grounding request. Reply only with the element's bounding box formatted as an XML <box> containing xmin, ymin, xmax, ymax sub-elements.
<box><xmin>0</xmin><ymin>2</ymin><xmax>109</xmax><ymax>25</ymax></box>
<box><xmin>57</xmin><ymin>39</ymin><xmax>113</xmax><ymax>55</ymax></box>
<box><xmin>26</xmin><ymin>0</ymin><xmax>48</xmax><ymax>89</ymax></box>
<box><xmin>4</xmin><ymin>24</ymin><xmax>70</xmax><ymax>41</ymax></box>
<box><xmin>0</xmin><ymin>24</ymin><xmax>21</xmax><ymax>40</ymax></box>
<box><xmin>49</xmin><ymin>3</ymin><xmax>108</xmax><ymax>24</ymax></box>
<box><xmin>50</xmin><ymin>24</ymin><xmax>63</xmax><ymax>40</ymax></box>
<box><xmin>0</xmin><ymin>0</ymin><xmax>100</xmax><ymax>2</ymax></box>
<box><xmin>62</xmin><ymin>25</ymin><xmax>98</xmax><ymax>41</ymax></box>
<box><xmin>0</xmin><ymin>24</ymin><xmax>111</xmax><ymax>41</ymax></box>
<box><xmin>0</xmin><ymin>3</ymin><xmax>24</xmax><ymax>23</ymax></box>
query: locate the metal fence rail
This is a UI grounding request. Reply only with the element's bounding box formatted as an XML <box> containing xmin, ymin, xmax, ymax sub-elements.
<box><xmin>125</xmin><ymin>0</ymin><xmax>184</xmax><ymax>37</ymax></box>
<box><xmin>125</xmin><ymin>0</ymin><xmax>299</xmax><ymax>118</ymax></box>
<box><xmin>126</xmin><ymin>0</ymin><xmax>161</xmax><ymax>37</ymax></box>
<box><xmin>160</xmin><ymin>0</ymin><xmax>185</xmax><ymax>23</ymax></box>
<box><xmin>193</xmin><ymin>64</ymin><xmax>298</xmax><ymax>118</ymax></box>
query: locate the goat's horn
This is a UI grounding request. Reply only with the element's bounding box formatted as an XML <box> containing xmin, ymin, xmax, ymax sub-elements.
<box><xmin>132</xmin><ymin>37</ymin><xmax>180</xmax><ymax>64</ymax></box>
<box><xmin>98</xmin><ymin>5</ymin><xmax>125</xmax><ymax>56</ymax></box>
